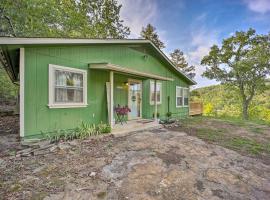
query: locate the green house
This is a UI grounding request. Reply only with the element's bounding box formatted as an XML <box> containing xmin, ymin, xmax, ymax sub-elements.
<box><xmin>0</xmin><ymin>38</ymin><xmax>196</xmax><ymax>139</ymax></box>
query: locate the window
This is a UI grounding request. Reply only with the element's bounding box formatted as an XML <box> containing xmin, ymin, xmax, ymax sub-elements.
<box><xmin>48</xmin><ymin>64</ymin><xmax>87</xmax><ymax>108</ymax></box>
<box><xmin>150</xmin><ymin>81</ymin><xmax>162</xmax><ymax>105</ymax></box>
<box><xmin>176</xmin><ymin>86</ymin><xmax>189</xmax><ymax>107</ymax></box>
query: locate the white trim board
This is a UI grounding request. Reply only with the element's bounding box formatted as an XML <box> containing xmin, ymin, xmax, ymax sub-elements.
<box><xmin>19</xmin><ymin>48</ymin><xmax>25</xmax><ymax>137</ymax></box>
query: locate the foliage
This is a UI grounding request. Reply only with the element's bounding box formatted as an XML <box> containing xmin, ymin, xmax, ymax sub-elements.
<box><xmin>166</xmin><ymin>111</ymin><xmax>172</xmax><ymax>118</ymax></box>
<box><xmin>0</xmin><ymin>0</ymin><xmax>130</xmax><ymax>38</ymax></box>
<box><xmin>191</xmin><ymin>84</ymin><xmax>270</xmax><ymax>123</ymax></box>
<box><xmin>203</xmin><ymin>103</ymin><xmax>214</xmax><ymax>116</ymax></box>
<box><xmin>169</xmin><ymin>49</ymin><xmax>195</xmax><ymax>79</ymax></box>
<box><xmin>140</xmin><ymin>24</ymin><xmax>165</xmax><ymax>49</ymax></box>
<box><xmin>0</xmin><ymin>65</ymin><xmax>18</xmax><ymax>100</ymax></box>
<box><xmin>201</xmin><ymin>28</ymin><xmax>270</xmax><ymax>119</ymax></box>
<box><xmin>45</xmin><ymin>121</ymin><xmax>111</xmax><ymax>143</ymax></box>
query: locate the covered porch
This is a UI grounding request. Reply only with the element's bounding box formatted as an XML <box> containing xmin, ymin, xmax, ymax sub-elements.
<box><xmin>89</xmin><ymin>63</ymin><xmax>173</xmax><ymax>129</ymax></box>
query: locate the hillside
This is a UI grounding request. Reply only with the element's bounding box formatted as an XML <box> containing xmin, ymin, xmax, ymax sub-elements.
<box><xmin>191</xmin><ymin>84</ymin><xmax>270</xmax><ymax>123</ymax></box>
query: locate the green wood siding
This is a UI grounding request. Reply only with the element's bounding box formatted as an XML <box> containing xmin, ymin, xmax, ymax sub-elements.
<box><xmin>23</xmin><ymin>44</ymin><xmax>190</xmax><ymax>138</ymax></box>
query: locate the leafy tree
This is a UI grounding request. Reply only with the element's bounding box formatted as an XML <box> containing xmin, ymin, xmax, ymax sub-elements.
<box><xmin>170</xmin><ymin>49</ymin><xmax>196</xmax><ymax>79</ymax></box>
<box><xmin>201</xmin><ymin>29</ymin><xmax>270</xmax><ymax>120</ymax></box>
<box><xmin>0</xmin><ymin>0</ymin><xmax>130</xmax><ymax>38</ymax></box>
<box><xmin>0</xmin><ymin>65</ymin><xmax>18</xmax><ymax>99</ymax></box>
<box><xmin>140</xmin><ymin>24</ymin><xmax>165</xmax><ymax>49</ymax></box>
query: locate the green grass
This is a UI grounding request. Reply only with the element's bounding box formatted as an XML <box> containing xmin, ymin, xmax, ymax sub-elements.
<box><xmin>249</xmin><ymin>127</ymin><xmax>264</xmax><ymax>134</ymax></box>
<box><xmin>177</xmin><ymin>116</ymin><xmax>270</xmax><ymax>158</ymax></box>
<box><xmin>226</xmin><ymin>137</ymin><xmax>265</xmax><ymax>155</ymax></box>
<box><xmin>196</xmin><ymin>128</ymin><xmax>225</xmax><ymax>142</ymax></box>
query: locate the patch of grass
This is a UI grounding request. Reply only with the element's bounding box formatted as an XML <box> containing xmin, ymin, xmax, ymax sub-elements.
<box><xmin>226</xmin><ymin>137</ymin><xmax>264</xmax><ymax>155</ymax></box>
<box><xmin>196</xmin><ymin>128</ymin><xmax>225</xmax><ymax>142</ymax></box>
<box><xmin>212</xmin><ymin>116</ymin><xmax>270</xmax><ymax>127</ymax></box>
<box><xmin>249</xmin><ymin>127</ymin><xmax>264</xmax><ymax>134</ymax></box>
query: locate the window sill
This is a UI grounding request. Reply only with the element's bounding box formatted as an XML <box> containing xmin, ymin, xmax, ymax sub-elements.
<box><xmin>150</xmin><ymin>102</ymin><xmax>162</xmax><ymax>105</ymax></box>
<box><xmin>176</xmin><ymin>105</ymin><xmax>189</xmax><ymax>108</ymax></box>
<box><xmin>48</xmin><ymin>104</ymin><xmax>88</xmax><ymax>109</ymax></box>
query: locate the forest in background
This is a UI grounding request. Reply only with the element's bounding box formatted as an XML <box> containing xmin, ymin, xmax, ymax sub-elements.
<box><xmin>0</xmin><ymin>65</ymin><xmax>18</xmax><ymax>100</ymax></box>
<box><xmin>191</xmin><ymin>82</ymin><xmax>270</xmax><ymax>124</ymax></box>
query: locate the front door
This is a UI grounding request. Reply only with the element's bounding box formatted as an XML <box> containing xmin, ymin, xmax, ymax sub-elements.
<box><xmin>128</xmin><ymin>79</ymin><xmax>142</xmax><ymax>119</ymax></box>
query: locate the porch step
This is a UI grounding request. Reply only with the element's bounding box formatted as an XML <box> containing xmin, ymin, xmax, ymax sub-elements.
<box><xmin>112</xmin><ymin>119</ymin><xmax>162</xmax><ymax>137</ymax></box>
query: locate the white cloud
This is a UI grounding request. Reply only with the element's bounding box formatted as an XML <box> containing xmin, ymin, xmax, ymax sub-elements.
<box><xmin>243</xmin><ymin>0</ymin><xmax>270</xmax><ymax>14</ymax></box>
<box><xmin>118</xmin><ymin>0</ymin><xmax>158</xmax><ymax>38</ymax></box>
<box><xmin>186</xmin><ymin>26</ymin><xmax>219</xmax><ymax>88</ymax></box>
<box><xmin>187</xmin><ymin>28</ymin><xmax>218</xmax><ymax>73</ymax></box>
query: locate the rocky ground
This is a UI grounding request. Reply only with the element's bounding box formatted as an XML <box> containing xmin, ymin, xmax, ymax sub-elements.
<box><xmin>1</xmin><ymin>126</ymin><xmax>270</xmax><ymax>200</ymax></box>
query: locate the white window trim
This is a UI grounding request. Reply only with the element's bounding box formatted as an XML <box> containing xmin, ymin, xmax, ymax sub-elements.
<box><xmin>176</xmin><ymin>86</ymin><xmax>189</xmax><ymax>108</ymax></box>
<box><xmin>48</xmin><ymin>64</ymin><xmax>88</xmax><ymax>108</ymax></box>
<box><xmin>150</xmin><ymin>80</ymin><xmax>162</xmax><ymax>105</ymax></box>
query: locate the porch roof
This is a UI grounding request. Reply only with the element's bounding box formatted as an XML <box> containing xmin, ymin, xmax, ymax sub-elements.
<box><xmin>89</xmin><ymin>63</ymin><xmax>174</xmax><ymax>81</ymax></box>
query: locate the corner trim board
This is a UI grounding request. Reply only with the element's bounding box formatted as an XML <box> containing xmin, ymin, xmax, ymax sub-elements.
<box><xmin>19</xmin><ymin>48</ymin><xmax>25</xmax><ymax>137</ymax></box>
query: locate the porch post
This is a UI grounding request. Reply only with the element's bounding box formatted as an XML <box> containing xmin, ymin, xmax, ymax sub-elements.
<box><xmin>154</xmin><ymin>80</ymin><xmax>158</xmax><ymax>121</ymax></box>
<box><xmin>110</xmin><ymin>71</ymin><xmax>114</xmax><ymax>127</ymax></box>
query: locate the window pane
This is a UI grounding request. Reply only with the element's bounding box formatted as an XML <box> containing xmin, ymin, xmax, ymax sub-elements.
<box><xmin>55</xmin><ymin>88</ymin><xmax>67</xmax><ymax>102</ymax></box>
<box><xmin>184</xmin><ymin>97</ymin><xmax>189</xmax><ymax>106</ymax></box>
<box><xmin>177</xmin><ymin>97</ymin><xmax>183</xmax><ymax>106</ymax></box>
<box><xmin>151</xmin><ymin>92</ymin><xmax>155</xmax><ymax>102</ymax></box>
<box><xmin>157</xmin><ymin>83</ymin><xmax>161</xmax><ymax>92</ymax></box>
<box><xmin>55</xmin><ymin>70</ymin><xmax>83</xmax><ymax>87</ymax></box>
<box><xmin>183</xmin><ymin>88</ymin><xmax>188</xmax><ymax>98</ymax></box>
<box><xmin>55</xmin><ymin>88</ymin><xmax>83</xmax><ymax>103</ymax></box>
<box><xmin>150</xmin><ymin>82</ymin><xmax>155</xmax><ymax>92</ymax></box>
<box><xmin>176</xmin><ymin>88</ymin><xmax>183</xmax><ymax>97</ymax></box>
<box><xmin>157</xmin><ymin>91</ymin><xmax>160</xmax><ymax>102</ymax></box>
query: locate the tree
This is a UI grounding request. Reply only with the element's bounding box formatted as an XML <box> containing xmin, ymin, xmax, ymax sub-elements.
<box><xmin>201</xmin><ymin>28</ymin><xmax>270</xmax><ymax>120</ymax></box>
<box><xmin>0</xmin><ymin>0</ymin><xmax>130</xmax><ymax>38</ymax></box>
<box><xmin>170</xmin><ymin>49</ymin><xmax>196</xmax><ymax>79</ymax></box>
<box><xmin>140</xmin><ymin>24</ymin><xmax>165</xmax><ymax>49</ymax></box>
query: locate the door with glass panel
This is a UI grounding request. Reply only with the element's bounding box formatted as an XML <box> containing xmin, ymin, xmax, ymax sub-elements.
<box><xmin>128</xmin><ymin>79</ymin><xmax>142</xmax><ymax>119</ymax></box>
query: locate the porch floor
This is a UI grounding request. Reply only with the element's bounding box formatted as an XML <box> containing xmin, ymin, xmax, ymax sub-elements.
<box><xmin>112</xmin><ymin>119</ymin><xmax>162</xmax><ymax>136</ymax></box>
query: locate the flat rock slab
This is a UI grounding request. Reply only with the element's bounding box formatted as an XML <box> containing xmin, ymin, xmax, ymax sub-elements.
<box><xmin>1</xmin><ymin>129</ymin><xmax>270</xmax><ymax>200</ymax></box>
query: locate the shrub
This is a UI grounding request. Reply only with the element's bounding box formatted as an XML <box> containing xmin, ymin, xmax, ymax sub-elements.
<box><xmin>203</xmin><ymin>103</ymin><xmax>214</xmax><ymax>116</ymax></box>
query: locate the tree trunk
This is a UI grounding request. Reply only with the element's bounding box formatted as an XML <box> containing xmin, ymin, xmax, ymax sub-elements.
<box><xmin>242</xmin><ymin>100</ymin><xmax>249</xmax><ymax>120</ymax></box>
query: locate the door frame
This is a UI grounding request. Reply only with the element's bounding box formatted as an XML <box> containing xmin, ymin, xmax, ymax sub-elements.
<box><xmin>128</xmin><ymin>78</ymin><xmax>142</xmax><ymax>120</ymax></box>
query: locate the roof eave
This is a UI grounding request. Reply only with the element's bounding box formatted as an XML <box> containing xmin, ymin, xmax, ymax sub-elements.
<box><xmin>0</xmin><ymin>37</ymin><xmax>197</xmax><ymax>85</ymax></box>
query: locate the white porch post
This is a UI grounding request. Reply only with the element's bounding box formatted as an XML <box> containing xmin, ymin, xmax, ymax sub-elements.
<box><xmin>110</xmin><ymin>71</ymin><xmax>114</xmax><ymax>127</ymax></box>
<box><xmin>154</xmin><ymin>79</ymin><xmax>158</xmax><ymax>121</ymax></box>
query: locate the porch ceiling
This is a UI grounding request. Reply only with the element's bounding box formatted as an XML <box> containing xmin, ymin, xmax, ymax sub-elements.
<box><xmin>89</xmin><ymin>63</ymin><xmax>174</xmax><ymax>81</ymax></box>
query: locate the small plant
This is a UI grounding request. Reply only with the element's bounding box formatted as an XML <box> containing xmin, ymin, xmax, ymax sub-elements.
<box><xmin>97</xmin><ymin>122</ymin><xmax>111</xmax><ymax>134</ymax></box>
<box><xmin>166</xmin><ymin>112</ymin><xmax>172</xmax><ymax>118</ymax></box>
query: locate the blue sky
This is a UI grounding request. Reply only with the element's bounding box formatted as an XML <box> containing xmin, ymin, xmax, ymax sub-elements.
<box><xmin>118</xmin><ymin>0</ymin><xmax>270</xmax><ymax>88</ymax></box>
